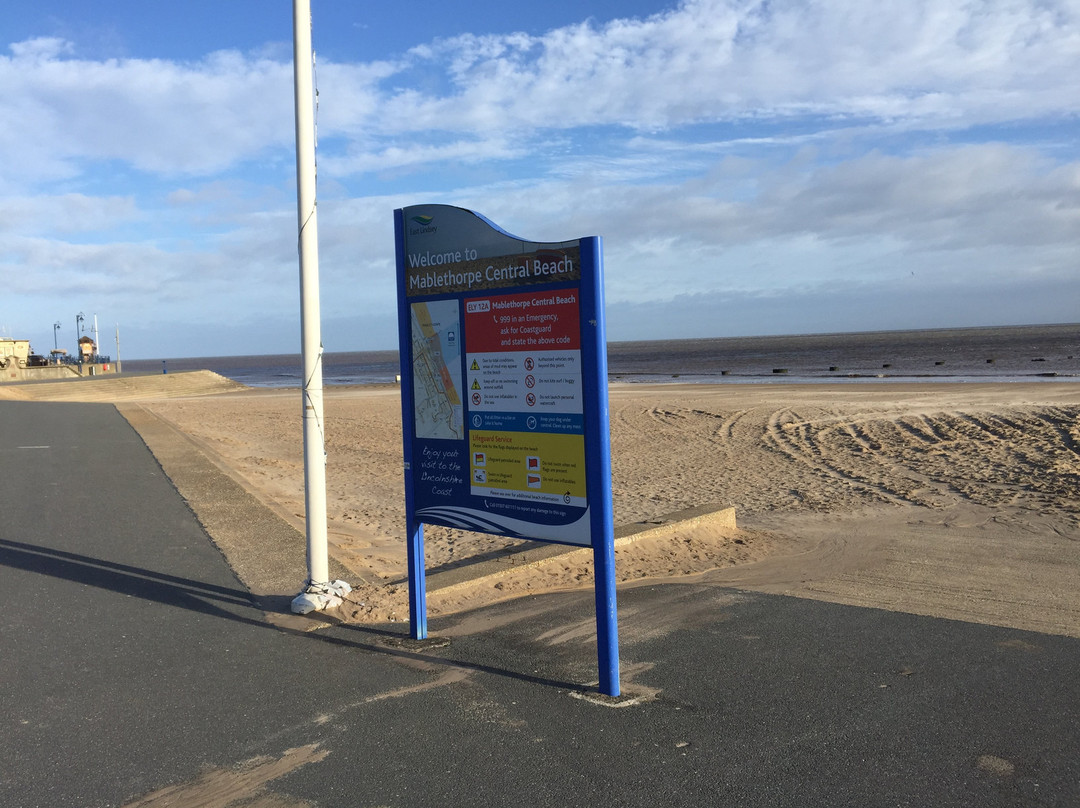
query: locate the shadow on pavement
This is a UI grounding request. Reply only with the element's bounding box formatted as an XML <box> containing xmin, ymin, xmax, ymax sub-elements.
<box><xmin>0</xmin><ymin>536</ymin><xmax>588</xmax><ymax>694</ymax></box>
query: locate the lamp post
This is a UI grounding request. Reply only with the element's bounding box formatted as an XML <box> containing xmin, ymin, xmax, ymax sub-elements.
<box><xmin>75</xmin><ymin>312</ymin><xmax>84</xmax><ymax>360</ymax></box>
<box><xmin>53</xmin><ymin>321</ymin><xmax>61</xmax><ymax>352</ymax></box>
<box><xmin>289</xmin><ymin>0</ymin><xmax>344</xmax><ymax>614</ymax></box>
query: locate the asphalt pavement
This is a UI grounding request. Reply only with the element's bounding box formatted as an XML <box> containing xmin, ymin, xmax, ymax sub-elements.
<box><xmin>2</xmin><ymin>399</ymin><xmax>1078</xmax><ymax>807</ymax></box>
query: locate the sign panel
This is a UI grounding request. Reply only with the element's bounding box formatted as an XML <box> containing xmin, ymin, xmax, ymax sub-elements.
<box><xmin>394</xmin><ymin>204</ymin><xmax>619</xmax><ymax>696</ymax></box>
<box><xmin>396</xmin><ymin>205</ymin><xmax>601</xmax><ymax>547</ymax></box>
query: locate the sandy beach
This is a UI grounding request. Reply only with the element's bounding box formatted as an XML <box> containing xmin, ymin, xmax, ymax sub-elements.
<box><xmin>83</xmin><ymin>378</ymin><xmax>1075</xmax><ymax>637</ymax></box>
<box><xmin>6</xmin><ymin>373</ymin><xmax>1078</xmax><ymax>633</ymax></box>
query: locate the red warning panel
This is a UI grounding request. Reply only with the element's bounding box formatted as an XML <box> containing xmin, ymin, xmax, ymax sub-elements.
<box><xmin>464</xmin><ymin>290</ymin><xmax>580</xmax><ymax>354</ymax></box>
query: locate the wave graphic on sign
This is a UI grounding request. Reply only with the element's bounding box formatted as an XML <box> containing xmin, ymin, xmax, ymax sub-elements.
<box><xmin>411</xmin><ymin>215</ymin><xmax>434</xmax><ymax>225</ymax></box>
<box><xmin>416</xmin><ymin>505</ymin><xmax>592</xmax><ymax>547</ymax></box>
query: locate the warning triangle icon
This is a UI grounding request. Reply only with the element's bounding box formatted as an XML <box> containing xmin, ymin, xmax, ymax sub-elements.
<box><xmin>470</xmin><ymin>359</ymin><xmax>480</xmax><ymax>371</ymax></box>
<box><xmin>471</xmin><ymin>379</ymin><xmax>481</xmax><ymax>390</ymax></box>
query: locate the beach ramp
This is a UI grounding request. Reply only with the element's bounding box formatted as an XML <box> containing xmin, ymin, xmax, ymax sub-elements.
<box><xmin>0</xmin><ymin>370</ymin><xmax>247</xmax><ymax>402</ymax></box>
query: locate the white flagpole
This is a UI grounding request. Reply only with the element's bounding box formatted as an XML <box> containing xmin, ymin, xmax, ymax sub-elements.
<box><xmin>291</xmin><ymin>0</ymin><xmax>346</xmax><ymax>612</ymax></box>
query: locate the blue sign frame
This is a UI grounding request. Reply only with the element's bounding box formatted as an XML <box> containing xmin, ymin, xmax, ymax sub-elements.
<box><xmin>394</xmin><ymin>204</ymin><xmax>619</xmax><ymax>696</ymax></box>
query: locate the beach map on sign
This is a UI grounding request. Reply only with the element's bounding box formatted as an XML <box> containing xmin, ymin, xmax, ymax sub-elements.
<box><xmin>410</xmin><ymin>299</ymin><xmax>463</xmax><ymax>440</ymax></box>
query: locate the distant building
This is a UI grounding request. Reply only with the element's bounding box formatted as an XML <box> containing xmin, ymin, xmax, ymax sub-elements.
<box><xmin>0</xmin><ymin>339</ymin><xmax>31</xmax><ymax>369</ymax></box>
<box><xmin>78</xmin><ymin>336</ymin><xmax>96</xmax><ymax>362</ymax></box>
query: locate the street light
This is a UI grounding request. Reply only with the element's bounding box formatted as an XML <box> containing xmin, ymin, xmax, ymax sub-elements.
<box><xmin>75</xmin><ymin>312</ymin><xmax>84</xmax><ymax>361</ymax></box>
<box><xmin>53</xmin><ymin>321</ymin><xmax>61</xmax><ymax>351</ymax></box>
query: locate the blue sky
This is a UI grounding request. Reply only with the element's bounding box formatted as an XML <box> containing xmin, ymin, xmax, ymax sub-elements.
<box><xmin>2</xmin><ymin>0</ymin><xmax>1077</xmax><ymax>359</ymax></box>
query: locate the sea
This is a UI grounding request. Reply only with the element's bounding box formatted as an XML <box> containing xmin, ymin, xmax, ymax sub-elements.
<box><xmin>121</xmin><ymin>324</ymin><xmax>1080</xmax><ymax>388</ymax></box>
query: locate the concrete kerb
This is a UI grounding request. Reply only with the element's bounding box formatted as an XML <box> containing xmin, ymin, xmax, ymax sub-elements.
<box><xmin>116</xmin><ymin>403</ymin><xmax>351</xmax><ymax>632</ymax></box>
<box><xmin>424</xmin><ymin>503</ymin><xmax>737</xmax><ymax>595</ymax></box>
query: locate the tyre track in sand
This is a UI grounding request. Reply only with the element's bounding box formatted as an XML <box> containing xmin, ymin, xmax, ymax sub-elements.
<box><xmin>763</xmin><ymin>407</ymin><xmax>914</xmax><ymax>508</ymax></box>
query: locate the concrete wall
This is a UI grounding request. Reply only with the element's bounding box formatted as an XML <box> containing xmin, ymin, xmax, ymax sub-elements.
<box><xmin>1</xmin><ymin>364</ymin><xmax>86</xmax><ymax>383</ymax></box>
<box><xmin>79</xmin><ymin>363</ymin><xmax>116</xmax><ymax>377</ymax></box>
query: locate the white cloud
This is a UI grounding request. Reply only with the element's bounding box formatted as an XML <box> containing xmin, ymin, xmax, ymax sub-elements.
<box><xmin>0</xmin><ymin>39</ymin><xmax>295</xmax><ymax>186</ymax></box>
<box><xmin>6</xmin><ymin>1</ymin><xmax>1075</xmax><ymax>186</ymax></box>
<box><xmin>605</xmin><ymin>268</ymin><xmax>1080</xmax><ymax>341</ymax></box>
<box><xmin>3</xmin><ymin>1</ymin><xmax>1078</xmax><ymax>355</ymax></box>
<box><xmin>357</xmin><ymin>0</ymin><xmax>1080</xmax><ymax>139</ymax></box>
<box><xmin>0</xmin><ymin>193</ymin><xmax>138</xmax><ymax>236</ymax></box>
<box><xmin>424</xmin><ymin>140</ymin><xmax>1080</xmax><ymax>308</ymax></box>
<box><xmin>455</xmin><ymin>140</ymin><xmax>1080</xmax><ymax>250</ymax></box>
<box><xmin>320</xmin><ymin>136</ymin><xmax>528</xmax><ymax>177</ymax></box>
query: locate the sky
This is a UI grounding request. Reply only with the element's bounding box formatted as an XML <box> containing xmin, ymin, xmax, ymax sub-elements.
<box><xmin>1</xmin><ymin>0</ymin><xmax>1077</xmax><ymax>360</ymax></box>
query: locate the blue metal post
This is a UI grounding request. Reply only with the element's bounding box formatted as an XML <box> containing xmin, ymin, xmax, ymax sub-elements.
<box><xmin>594</xmin><ymin>535</ymin><xmax>619</xmax><ymax>696</ymax></box>
<box><xmin>581</xmin><ymin>236</ymin><xmax>619</xmax><ymax>697</ymax></box>
<box><xmin>395</xmin><ymin>208</ymin><xmax>428</xmax><ymax>639</ymax></box>
<box><xmin>406</xmin><ymin>519</ymin><xmax>427</xmax><ymax>639</ymax></box>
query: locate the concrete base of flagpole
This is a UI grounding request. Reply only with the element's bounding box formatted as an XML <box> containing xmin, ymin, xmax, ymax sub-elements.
<box><xmin>290</xmin><ymin>579</ymin><xmax>352</xmax><ymax>614</ymax></box>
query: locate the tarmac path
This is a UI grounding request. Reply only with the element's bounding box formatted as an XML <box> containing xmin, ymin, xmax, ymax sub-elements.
<box><xmin>2</xmin><ymin>399</ymin><xmax>1079</xmax><ymax>807</ymax></box>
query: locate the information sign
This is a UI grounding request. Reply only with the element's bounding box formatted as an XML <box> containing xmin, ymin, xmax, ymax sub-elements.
<box><xmin>394</xmin><ymin>204</ymin><xmax>619</xmax><ymax>696</ymax></box>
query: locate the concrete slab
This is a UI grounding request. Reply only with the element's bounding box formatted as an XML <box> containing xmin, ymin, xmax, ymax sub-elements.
<box><xmin>116</xmin><ymin>402</ymin><xmax>352</xmax><ymax>631</ymax></box>
<box><xmin>425</xmin><ymin>504</ymin><xmax>737</xmax><ymax>595</ymax></box>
